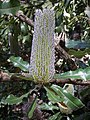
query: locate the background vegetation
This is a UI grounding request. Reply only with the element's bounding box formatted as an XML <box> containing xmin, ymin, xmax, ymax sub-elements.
<box><xmin>0</xmin><ymin>0</ymin><xmax>90</xmax><ymax>120</ymax></box>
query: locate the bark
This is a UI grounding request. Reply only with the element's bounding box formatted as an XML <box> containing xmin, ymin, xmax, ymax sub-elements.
<box><xmin>0</xmin><ymin>72</ymin><xmax>90</xmax><ymax>86</ymax></box>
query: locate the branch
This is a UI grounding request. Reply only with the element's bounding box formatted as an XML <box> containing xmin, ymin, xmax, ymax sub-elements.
<box><xmin>55</xmin><ymin>44</ymin><xmax>70</xmax><ymax>60</ymax></box>
<box><xmin>55</xmin><ymin>44</ymin><xmax>77</xmax><ymax>70</ymax></box>
<box><xmin>55</xmin><ymin>32</ymin><xmax>77</xmax><ymax>70</ymax></box>
<box><xmin>51</xmin><ymin>79</ymin><xmax>90</xmax><ymax>86</ymax></box>
<box><xmin>16</xmin><ymin>12</ymin><xmax>34</xmax><ymax>27</ymax></box>
<box><xmin>0</xmin><ymin>72</ymin><xmax>90</xmax><ymax>86</ymax></box>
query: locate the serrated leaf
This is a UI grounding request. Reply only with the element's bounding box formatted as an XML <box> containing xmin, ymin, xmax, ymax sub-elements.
<box><xmin>28</xmin><ymin>96</ymin><xmax>37</xmax><ymax>119</ymax></box>
<box><xmin>50</xmin><ymin>85</ymin><xmax>84</xmax><ymax>110</ymax></box>
<box><xmin>8</xmin><ymin>56</ymin><xmax>29</xmax><ymax>72</ymax></box>
<box><xmin>45</xmin><ymin>85</ymin><xmax>84</xmax><ymax>112</ymax></box>
<box><xmin>54</xmin><ymin>67</ymin><xmax>90</xmax><ymax>80</ymax></box>
<box><xmin>0</xmin><ymin>0</ymin><xmax>20</xmax><ymax>15</ymax></box>
<box><xmin>1</xmin><ymin>92</ymin><xmax>29</xmax><ymax>105</ymax></box>
<box><xmin>44</xmin><ymin>86</ymin><xmax>64</xmax><ymax>103</ymax></box>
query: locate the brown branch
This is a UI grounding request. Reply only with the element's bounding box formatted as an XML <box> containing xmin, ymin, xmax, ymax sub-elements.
<box><xmin>55</xmin><ymin>44</ymin><xmax>70</xmax><ymax>60</ymax></box>
<box><xmin>0</xmin><ymin>72</ymin><xmax>90</xmax><ymax>86</ymax></box>
<box><xmin>51</xmin><ymin>79</ymin><xmax>90</xmax><ymax>86</ymax></box>
<box><xmin>55</xmin><ymin>44</ymin><xmax>77</xmax><ymax>70</ymax></box>
<box><xmin>55</xmin><ymin>32</ymin><xmax>70</xmax><ymax>60</ymax></box>
<box><xmin>55</xmin><ymin>32</ymin><xmax>77</xmax><ymax>70</ymax></box>
<box><xmin>16</xmin><ymin>12</ymin><xmax>34</xmax><ymax>27</ymax></box>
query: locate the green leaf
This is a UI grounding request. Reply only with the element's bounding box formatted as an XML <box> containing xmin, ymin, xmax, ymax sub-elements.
<box><xmin>28</xmin><ymin>96</ymin><xmax>37</xmax><ymax>119</ymax></box>
<box><xmin>0</xmin><ymin>0</ymin><xmax>20</xmax><ymax>15</ymax></box>
<box><xmin>21</xmin><ymin>23</ymin><xmax>29</xmax><ymax>36</ymax></box>
<box><xmin>48</xmin><ymin>112</ymin><xmax>62</xmax><ymax>120</ymax></box>
<box><xmin>68</xmin><ymin>49</ymin><xmax>90</xmax><ymax>58</ymax></box>
<box><xmin>54</xmin><ymin>67</ymin><xmax>90</xmax><ymax>80</ymax></box>
<box><xmin>40</xmin><ymin>102</ymin><xmax>59</xmax><ymax>111</ymax></box>
<box><xmin>66</xmin><ymin>40</ymin><xmax>90</xmax><ymax>50</ymax></box>
<box><xmin>44</xmin><ymin>86</ymin><xmax>64</xmax><ymax>103</ymax></box>
<box><xmin>45</xmin><ymin>85</ymin><xmax>84</xmax><ymax>112</ymax></box>
<box><xmin>1</xmin><ymin>92</ymin><xmax>29</xmax><ymax>105</ymax></box>
<box><xmin>8</xmin><ymin>56</ymin><xmax>29</xmax><ymax>72</ymax></box>
<box><xmin>50</xmin><ymin>85</ymin><xmax>84</xmax><ymax>110</ymax></box>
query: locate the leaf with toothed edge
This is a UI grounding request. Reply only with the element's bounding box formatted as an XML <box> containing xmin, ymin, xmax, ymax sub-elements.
<box><xmin>45</xmin><ymin>85</ymin><xmax>84</xmax><ymax>112</ymax></box>
<box><xmin>8</xmin><ymin>56</ymin><xmax>29</xmax><ymax>72</ymax></box>
<box><xmin>54</xmin><ymin>67</ymin><xmax>90</xmax><ymax>81</ymax></box>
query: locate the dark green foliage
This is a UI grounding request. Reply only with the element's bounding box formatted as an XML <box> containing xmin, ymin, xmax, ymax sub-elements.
<box><xmin>0</xmin><ymin>0</ymin><xmax>90</xmax><ymax>120</ymax></box>
<box><xmin>0</xmin><ymin>0</ymin><xmax>20</xmax><ymax>15</ymax></box>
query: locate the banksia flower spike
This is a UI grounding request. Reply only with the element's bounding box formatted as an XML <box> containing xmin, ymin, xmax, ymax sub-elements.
<box><xmin>29</xmin><ymin>9</ymin><xmax>55</xmax><ymax>83</ymax></box>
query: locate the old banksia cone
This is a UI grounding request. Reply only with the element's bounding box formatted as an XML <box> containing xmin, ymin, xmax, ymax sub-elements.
<box><xmin>29</xmin><ymin>9</ymin><xmax>55</xmax><ymax>83</ymax></box>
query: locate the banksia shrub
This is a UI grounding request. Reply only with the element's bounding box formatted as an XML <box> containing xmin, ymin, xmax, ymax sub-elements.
<box><xmin>29</xmin><ymin>9</ymin><xmax>55</xmax><ymax>83</ymax></box>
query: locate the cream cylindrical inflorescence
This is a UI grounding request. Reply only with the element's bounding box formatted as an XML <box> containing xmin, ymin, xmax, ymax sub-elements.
<box><xmin>29</xmin><ymin>9</ymin><xmax>55</xmax><ymax>83</ymax></box>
